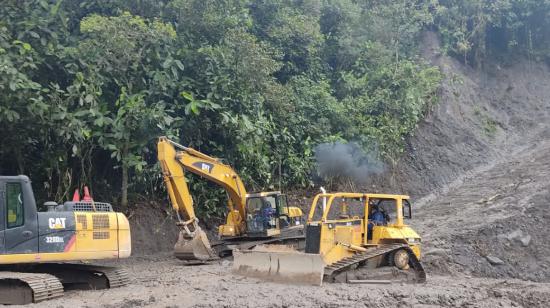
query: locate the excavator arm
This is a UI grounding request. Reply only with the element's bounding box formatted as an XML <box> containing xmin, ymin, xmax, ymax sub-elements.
<box><xmin>157</xmin><ymin>136</ymin><xmax>248</xmax><ymax>260</ymax></box>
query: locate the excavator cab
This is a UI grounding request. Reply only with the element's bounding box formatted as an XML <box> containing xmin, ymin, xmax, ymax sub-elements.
<box><xmin>244</xmin><ymin>192</ymin><xmax>302</xmax><ymax>237</ymax></box>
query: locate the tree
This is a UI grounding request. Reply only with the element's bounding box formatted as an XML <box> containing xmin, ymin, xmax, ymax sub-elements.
<box><xmin>77</xmin><ymin>12</ymin><xmax>180</xmax><ymax>207</ymax></box>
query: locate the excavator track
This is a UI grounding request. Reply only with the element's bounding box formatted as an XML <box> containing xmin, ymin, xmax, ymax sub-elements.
<box><xmin>324</xmin><ymin>243</ymin><xmax>426</xmax><ymax>283</ymax></box>
<box><xmin>99</xmin><ymin>266</ymin><xmax>130</xmax><ymax>288</ymax></box>
<box><xmin>0</xmin><ymin>272</ymin><xmax>64</xmax><ymax>305</ymax></box>
<box><xmin>78</xmin><ymin>264</ymin><xmax>130</xmax><ymax>288</ymax></box>
<box><xmin>25</xmin><ymin>263</ymin><xmax>130</xmax><ymax>289</ymax></box>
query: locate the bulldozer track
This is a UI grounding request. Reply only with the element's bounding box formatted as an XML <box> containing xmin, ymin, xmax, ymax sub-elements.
<box><xmin>0</xmin><ymin>272</ymin><xmax>64</xmax><ymax>304</ymax></box>
<box><xmin>324</xmin><ymin>244</ymin><xmax>426</xmax><ymax>283</ymax></box>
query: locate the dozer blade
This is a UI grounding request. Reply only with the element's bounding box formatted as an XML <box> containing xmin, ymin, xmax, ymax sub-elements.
<box><xmin>174</xmin><ymin>229</ymin><xmax>218</xmax><ymax>261</ymax></box>
<box><xmin>232</xmin><ymin>246</ymin><xmax>325</xmax><ymax>286</ymax></box>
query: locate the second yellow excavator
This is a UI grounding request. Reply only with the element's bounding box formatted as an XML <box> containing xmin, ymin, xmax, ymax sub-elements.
<box><xmin>157</xmin><ymin>136</ymin><xmax>305</xmax><ymax>262</ymax></box>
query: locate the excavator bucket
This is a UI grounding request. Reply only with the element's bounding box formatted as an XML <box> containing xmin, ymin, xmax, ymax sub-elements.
<box><xmin>174</xmin><ymin>229</ymin><xmax>218</xmax><ymax>261</ymax></box>
<box><xmin>232</xmin><ymin>245</ymin><xmax>325</xmax><ymax>286</ymax></box>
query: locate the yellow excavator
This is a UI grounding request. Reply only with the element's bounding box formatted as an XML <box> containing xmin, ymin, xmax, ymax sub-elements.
<box><xmin>0</xmin><ymin>175</ymin><xmax>131</xmax><ymax>304</ymax></box>
<box><xmin>157</xmin><ymin>136</ymin><xmax>304</xmax><ymax>261</ymax></box>
<box><xmin>233</xmin><ymin>192</ymin><xmax>425</xmax><ymax>285</ymax></box>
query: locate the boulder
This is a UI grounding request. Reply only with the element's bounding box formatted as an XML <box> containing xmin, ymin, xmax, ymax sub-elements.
<box><xmin>486</xmin><ymin>255</ymin><xmax>505</xmax><ymax>265</ymax></box>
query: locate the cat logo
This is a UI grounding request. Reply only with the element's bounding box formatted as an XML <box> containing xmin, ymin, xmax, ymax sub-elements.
<box><xmin>192</xmin><ymin>161</ymin><xmax>214</xmax><ymax>174</ymax></box>
<box><xmin>48</xmin><ymin>218</ymin><xmax>67</xmax><ymax>229</ymax></box>
<box><xmin>201</xmin><ymin>163</ymin><xmax>211</xmax><ymax>173</ymax></box>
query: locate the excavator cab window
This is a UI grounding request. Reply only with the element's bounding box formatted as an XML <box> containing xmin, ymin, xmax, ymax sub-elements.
<box><xmin>276</xmin><ymin>195</ymin><xmax>292</xmax><ymax>227</ymax></box>
<box><xmin>6</xmin><ymin>182</ymin><xmax>24</xmax><ymax>228</ymax></box>
<box><xmin>263</xmin><ymin>196</ymin><xmax>277</xmax><ymax>210</ymax></box>
<box><xmin>247</xmin><ymin>198</ymin><xmax>263</xmax><ymax>215</ymax></box>
<box><xmin>246</xmin><ymin>196</ymin><xmax>278</xmax><ymax>232</ymax></box>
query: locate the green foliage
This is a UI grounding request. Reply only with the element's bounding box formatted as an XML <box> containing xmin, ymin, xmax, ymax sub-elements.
<box><xmin>0</xmin><ymin>0</ymin><xmax>453</xmax><ymax>212</ymax></box>
<box><xmin>435</xmin><ymin>0</ymin><xmax>550</xmax><ymax>65</ymax></box>
<box><xmin>473</xmin><ymin>107</ymin><xmax>499</xmax><ymax>137</ymax></box>
<box><xmin>338</xmin><ymin>47</ymin><xmax>442</xmax><ymax>161</ymax></box>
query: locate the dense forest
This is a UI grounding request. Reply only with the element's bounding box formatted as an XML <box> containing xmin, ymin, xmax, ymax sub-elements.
<box><xmin>1</xmin><ymin>0</ymin><xmax>549</xmax><ymax>215</ymax></box>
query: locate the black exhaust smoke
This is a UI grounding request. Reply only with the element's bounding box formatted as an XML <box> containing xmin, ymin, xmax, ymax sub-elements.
<box><xmin>314</xmin><ymin>142</ymin><xmax>384</xmax><ymax>185</ymax></box>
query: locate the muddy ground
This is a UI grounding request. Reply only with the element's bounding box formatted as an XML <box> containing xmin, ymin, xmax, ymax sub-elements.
<box><xmin>20</xmin><ymin>33</ymin><xmax>550</xmax><ymax>307</ymax></box>
<box><xmin>38</xmin><ymin>255</ymin><xmax>550</xmax><ymax>308</ymax></box>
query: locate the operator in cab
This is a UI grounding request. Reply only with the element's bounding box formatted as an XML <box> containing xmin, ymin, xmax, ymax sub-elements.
<box><xmin>367</xmin><ymin>203</ymin><xmax>386</xmax><ymax>240</ymax></box>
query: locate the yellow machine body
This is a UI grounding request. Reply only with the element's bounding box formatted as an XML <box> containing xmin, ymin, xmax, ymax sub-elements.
<box><xmin>233</xmin><ymin>192</ymin><xmax>423</xmax><ymax>285</ymax></box>
<box><xmin>307</xmin><ymin>193</ymin><xmax>421</xmax><ymax>265</ymax></box>
<box><xmin>157</xmin><ymin>137</ymin><xmax>304</xmax><ymax>261</ymax></box>
<box><xmin>0</xmin><ymin>211</ymin><xmax>131</xmax><ymax>265</ymax></box>
<box><xmin>0</xmin><ymin>175</ymin><xmax>132</xmax><ymax>305</ymax></box>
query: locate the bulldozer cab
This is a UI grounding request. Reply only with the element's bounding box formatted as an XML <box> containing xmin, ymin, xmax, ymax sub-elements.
<box><xmin>245</xmin><ymin>191</ymin><xmax>301</xmax><ymax>236</ymax></box>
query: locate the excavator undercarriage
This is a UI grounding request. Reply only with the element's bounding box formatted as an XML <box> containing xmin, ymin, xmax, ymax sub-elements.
<box><xmin>0</xmin><ymin>272</ymin><xmax>63</xmax><ymax>305</ymax></box>
<box><xmin>0</xmin><ymin>263</ymin><xmax>129</xmax><ymax>305</ymax></box>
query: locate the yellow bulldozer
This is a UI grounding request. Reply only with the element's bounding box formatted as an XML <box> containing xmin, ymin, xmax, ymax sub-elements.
<box><xmin>233</xmin><ymin>192</ymin><xmax>426</xmax><ymax>285</ymax></box>
<box><xmin>157</xmin><ymin>136</ymin><xmax>305</xmax><ymax>262</ymax></box>
<box><xmin>0</xmin><ymin>175</ymin><xmax>131</xmax><ymax>304</ymax></box>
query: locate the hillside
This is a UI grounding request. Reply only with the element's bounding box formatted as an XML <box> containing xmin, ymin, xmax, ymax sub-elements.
<box><xmin>49</xmin><ymin>31</ymin><xmax>550</xmax><ymax>307</ymax></box>
<box><xmin>2</xmin><ymin>1</ymin><xmax>550</xmax><ymax>307</ymax></box>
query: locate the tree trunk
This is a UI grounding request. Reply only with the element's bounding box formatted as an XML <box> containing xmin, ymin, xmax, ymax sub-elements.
<box><xmin>15</xmin><ymin>148</ymin><xmax>25</xmax><ymax>175</ymax></box>
<box><xmin>121</xmin><ymin>144</ymin><xmax>129</xmax><ymax>208</ymax></box>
